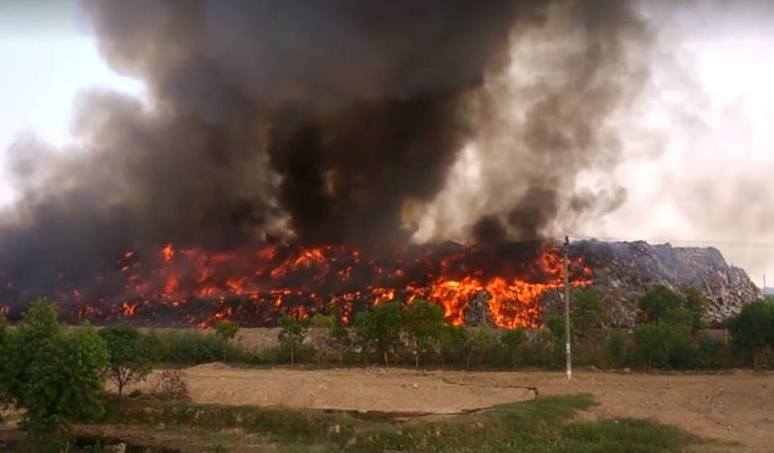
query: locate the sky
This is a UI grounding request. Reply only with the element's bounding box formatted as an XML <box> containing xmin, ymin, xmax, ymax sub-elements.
<box><xmin>0</xmin><ymin>0</ymin><xmax>773</xmax><ymax>285</ymax></box>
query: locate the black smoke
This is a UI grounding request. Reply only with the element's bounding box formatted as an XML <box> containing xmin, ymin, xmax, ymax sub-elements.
<box><xmin>0</xmin><ymin>0</ymin><xmax>650</xmax><ymax>309</ymax></box>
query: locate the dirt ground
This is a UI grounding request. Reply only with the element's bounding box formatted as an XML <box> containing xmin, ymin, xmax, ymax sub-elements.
<box><xmin>131</xmin><ymin>365</ymin><xmax>774</xmax><ymax>452</ymax></box>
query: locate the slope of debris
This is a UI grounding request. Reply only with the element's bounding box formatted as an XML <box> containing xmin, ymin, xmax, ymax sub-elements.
<box><xmin>555</xmin><ymin>240</ymin><xmax>761</xmax><ymax>326</ymax></box>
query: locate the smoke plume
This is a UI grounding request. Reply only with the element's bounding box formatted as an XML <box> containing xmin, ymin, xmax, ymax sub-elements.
<box><xmin>0</xmin><ymin>0</ymin><xmax>652</xmax><ymax>302</ymax></box>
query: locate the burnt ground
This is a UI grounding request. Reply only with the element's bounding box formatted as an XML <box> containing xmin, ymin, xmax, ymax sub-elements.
<box><xmin>122</xmin><ymin>365</ymin><xmax>773</xmax><ymax>452</ymax></box>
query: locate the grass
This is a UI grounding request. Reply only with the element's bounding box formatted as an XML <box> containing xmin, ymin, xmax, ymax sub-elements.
<box><xmin>94</xmin><ymin>393</ymin><xmax>705</xmax><ymax>452</ymax></box>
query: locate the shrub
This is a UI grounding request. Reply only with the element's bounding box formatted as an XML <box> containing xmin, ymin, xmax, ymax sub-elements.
<box><xmin>463</xmin><ymin>326</ymin><xmax>498</xmax><ymax>369</ymax></box>
<box><xmin>638</xmin><ymin>285</ymin><xmax>682</xmax><ymax>322</ymax></box>
<box><xmin>100</xmin><ymin>324</ymin><xmax>157</xmax><ymax>397</ymax></box>
<box><xmin>401</xmin><ymin>300</ymin><xmax>445</xmax><ymax>368</ymax></box>
<box><xmin>500</xmin><ymin>328</ymin><xmax>527</xmax><ymax>368</ymax></box>
<box><xmin>279</xmin><ymin>314</ymin><xmax>310</xmax><ymax>367</ymax></box>
<box><xmin>728</xmin><ymin>300</ymin><xmax>774</xmax><ymax>368</ymax></box>
<box><xmin>633</xmin><ymin>323</ymin><xmax>672</xmax><ymax>369</ymax></box>
<box><xmin>694</xmin><ymin>336</ymin><xmax>730</xmax><ymax>370</ymax></box>
<box><xmin>439</xmin><ymin>325</ymin><xmax>468</xmax><ymax>367</ymax></box>
<box><xmin>152</xmin><ymin>369</ymin><xmax>189</xmax><ymax>401</ymax></box>
<box><xmin>571</xmin><ymin>289</ymin><xmax>608</xmax><ymax>338</ymax></box>
<box><xmin>154</xmin><ymin>330</ymin><xmax>224</xmax><ymax>364</ymax></box>
<box><xmin>1</xmin><ymin>299</ymin><xmax>109</xmax><ymax>441</ymax></box>
<box><xmin>682</xmin><ymin>287</ymin><xmax>709</xmax><ymax>331</ymax></box>
<box><xmin>352</xmin><ymin>302</ymin><xmax>402</xmax><ymax>365</ymax></box>
<box><xmin>215</xmin><ymin>320</ymin><xmax>240</xmax><ymax>361</ymax></box>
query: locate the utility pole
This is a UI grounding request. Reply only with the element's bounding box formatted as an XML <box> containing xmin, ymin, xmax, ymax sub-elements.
<box><xmin>563</xmin><ymin>236</ymin><xmax>572</xmax><ymax>382</ymax></box>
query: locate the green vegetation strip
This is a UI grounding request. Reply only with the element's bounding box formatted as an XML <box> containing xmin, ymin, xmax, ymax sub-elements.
<box><xmin>100</xmin><ymin>394</ymin><xmax>704</xmax><ymax>452</ymax></box>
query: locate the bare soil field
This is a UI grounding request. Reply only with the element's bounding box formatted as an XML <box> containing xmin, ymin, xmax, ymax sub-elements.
<box><xmin>131</xmin><ymin>365</ymin><xmax>774</xmax><ymax>452</ymax></box>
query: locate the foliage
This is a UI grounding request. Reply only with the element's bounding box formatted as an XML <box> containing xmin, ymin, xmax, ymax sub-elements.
<box><xmin>694</xmin><ymin>336</ymin><xmax>729</xmax><ymax>369</ymax></box>
<box><xmin>154</xmin><ymin>330</ymin><xmax>225</xmax><ymax>364</ymax></box>
<box><xmin>682</xmin><ymin>287</ymin><xmax>709</xmax><ymax>331</ymax></box>
<box><xmin>638</xmin><ymin>285</ymin><xmax>683</xmax><ymax>323</ymax></box>
<box><xmin>152</xmin><ymin>369</ymin><xmax>189</xmax><ymax>401</ymax></box>
<box><xmin>500</xmin><ymin>327</ymin><xmax>527</xmax><ymax>368</ymax></box>
<box><xmin>309</xmin><ymin>313</ymin><xmax>336</xmax><ymax>329</ymax></box>
<box><xmin>215</xmin><ymin>320</ymin><xmax>240</xmax><ymax>342</ymax></box>
<box><xmin>439</xmin><ymin>325</ymin><xmax>468</xmax><ymax>367</ymax></box>
<box><xmin>279</xmin><ymin>314</ymin><xmax>310</xmax><ymax>366</ymax></box>
<box><xmin>728</xmin><ymin>300</ymin><xmax>774</xmax><ymax>368</ymax></box>
<box><xmin>463</xmin><ymin>326</ymin><xmax>498</xmax><ymax>369</ymax></box>
<box><xmin>571</xmin><ymin>288</ymin><xmax>608</xmax><ymax>338</ymax></box>
<box><xmin>632</xmin><ymin>323</ymin><xmax>686</xmax><ymax>370</ymax></box>
<box><xmin>215</xmin><ymin>320</ymin><xmax>240</xmax><ymax>361</ymax></box>
<box><xmin>352</xmin><ymin>302</ymin><xmax>403</xmax><ymax>365</ymax></box>
<box><xmin>100</xmin><ymin>324</ymin><xmax>157</xmax><ymax>397</ymax></box>
<box><xmin>1</xmin><ymin>299</ymin><xmax>109</xmax><ymax>441</ymax></box>
<box><xmin>401</xmin><ymin>300</ymin><xmax>445</xmax><ymax>367</ymax></box>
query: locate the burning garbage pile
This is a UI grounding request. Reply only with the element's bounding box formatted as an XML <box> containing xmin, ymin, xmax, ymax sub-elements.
<box><xmin>0</xmin><ymin>241</ymin><xmax>591</xmax><ymax>328</ymax></box>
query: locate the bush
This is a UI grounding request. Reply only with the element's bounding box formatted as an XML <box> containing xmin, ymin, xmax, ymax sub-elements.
<box><xmin>500</xmin><ymin>328</ymin><xmax>527</xmax><ymax>368</ymax></box>
<box><xmin>463</xmin><ymin>326</ymin><xmax>498</xmax><ymax>369</ymax></box>
<box><xmin>100</xmin><ymin>324</ymin><xmax>157</xmax><ymax>397</ymax></box>
<box><xmin>633</xmin><ymin>323</ymin><xmax>676</xmax><ymax>370</ymax></box>
<box><xmin>352</xmin><ymin>302</ymin><xmax>402</xmax><ymax>365</ymax></box>
<box><xmin>571</xmin><ymin>289</ymin><xmax>608</xmax><ymax>338</ymax></box>
<box><xmin>694</xmin><ymin>336</ymin><xmax>730</xmax><ymax>370</ymax></box>
<box><xmin>215</xmin><ymin>320</ymin><xmax>240</xmax><ymax>361</ymax></box>
<box><xmin>154</xmin><ymin>330</ymin><xmax>225</xmax><ymax>364</ymax></box>
<box><xmin>728</xmin><ymin>300</ymin><xmax>774</xmax><ymax>368</ymax></box>
<box><xmin>279</xmin><ymin>314</ymin><xmax>310</xmax><ymax>367</ymax></box>
<box><xmin>152</xmin><ymin>369</ymin><xmax>189</xmax><ymax>401</ymax></box>
<box><xmin>0</xmin><ymin>299</ymin><xmax>109</xmax><ymax>441</ymax></box>
<box><xmin>401</xmin><ymin>300</ymin><xmax>445</xmax><ymax>368</ymax></box>
<box><xmin>638</xmin><ymin>285</ymin><xmax>684</xmax><ymax>323</ymax></box>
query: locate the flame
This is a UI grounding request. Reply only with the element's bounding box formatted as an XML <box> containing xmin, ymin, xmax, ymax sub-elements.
<box><xmin>0</xmin><ymin>241</ymin><xmax>592</xmax><ymax>329</ymax></box>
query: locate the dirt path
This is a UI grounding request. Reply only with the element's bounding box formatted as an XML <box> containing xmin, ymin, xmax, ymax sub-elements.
<box><xmin>134</xmin><ymin>366</ymin><xmax>774</xmax><ymax>452</ymax></box>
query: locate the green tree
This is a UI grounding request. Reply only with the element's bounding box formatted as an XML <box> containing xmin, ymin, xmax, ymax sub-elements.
<box><xmin>500</xmin><ymin>328</ymin><xmax>527</xmax><ymax>368</ymax></box>
<box><xmin>215</xmin><ymin>320</ymin><xmax>240</xmax><ymax>362</ymax></box>
<box><xmin>571</xmin><ymin>289</ymin><xmax>608</xmax><ymax>338</ymax></box>
<box><xmin>353</xmin><ymin>302</ymin><xmax>403</xmax><ymax>365</ymax></box>
<box><xmin>279</xmin><ymin>314</ymin><xmax>309</xmax><ymax>367</ymax></box>
<box><xmin>100</xmin><ymin>324</ymin><xmax>156</xmax><ymax>397</ymax></box>
<box><xmin>402</xmin><ymin>300</ymin><xmax>445</xmax><ymax>368</ymax></box>
<box><xmin>633</xmin><ymin>323</ymin><xmax>680</xmax><ymax>370</ymax></box>
<box><xmin>1</xmin><ymin>299</ymin><xmax>109</xmax><ymax>442</ymax></box>
<box><xmin>728</xmin><ymin>300</ymin><xmax>774</xmax><ymax>368</ymax></box>
<box><xmin>439</xmin><ymin>325</ymin><xmax>468</xmax><ymax>367</ymax></box>
<box><xmin>308</xmin><ymin>314</ymin><xmax>337</xmax><ymax>366</ymax></box>
<box><xmin>638</xmin><ymin>285</ymin><xmax>683</xmax><ymax>324</ymax></box>
<box><xmin>682</xmin><ymin>287</ymin><xmax>709</xmax><ymax>331</ymax></box>
<box><xmin>463</xmin><ymin>327</ymin><xmax>498</xmax><ymax>369</ymax></box>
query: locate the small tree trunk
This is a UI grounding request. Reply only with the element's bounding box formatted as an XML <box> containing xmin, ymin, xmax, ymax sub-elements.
<box><xmin>415</xmin><ymin>353</ymin><xmax>419</xmax><ymax>369</ymax></box>
<box><xmin>383</xmin><ymin>349</ymin><xmax>389</xmax><ymax>366</ymax></box>
<box><xmin>290</xmin><ymin>341</ymin><xmax>295</xmax><ymax>367</ymax></box>
<box><xmin>118</xmin><ymin>381</ymin><xmax>124</xmax><ymax>398</ymax></box>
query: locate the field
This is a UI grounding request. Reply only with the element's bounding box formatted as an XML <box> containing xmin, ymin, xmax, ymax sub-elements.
<box><xmin>92</xmin><ymin>364</ymin><xmax>772</xmax><ymax>452</ymax></box>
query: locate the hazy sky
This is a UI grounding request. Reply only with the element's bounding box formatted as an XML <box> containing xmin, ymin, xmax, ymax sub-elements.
<box><xmin>1</xmin><ymin>0</ymin><xmax>773</xmax><ymax>284</ymax></box>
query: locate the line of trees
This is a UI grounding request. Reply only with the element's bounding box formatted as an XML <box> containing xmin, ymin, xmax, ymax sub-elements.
<box><xmin>2</xmin><ymin>290</ymin><xmax>773</xmax><ymax>447</ymax></box>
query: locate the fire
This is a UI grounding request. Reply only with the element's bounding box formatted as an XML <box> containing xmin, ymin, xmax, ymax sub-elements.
<box><xmin>0</xmin><ymin>240</ymin><xmax>592</xmax><ymax>328</ymax></box>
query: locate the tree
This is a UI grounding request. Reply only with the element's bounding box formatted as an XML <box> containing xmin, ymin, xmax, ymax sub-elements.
<box><xmin>439</xmin><ymin>325</ymin><xmax>468</xmax><ymax>367</ymax></box>
<box><xmin>571</xmin><ymin>289</ymin><xmax>608</xmax><ymax>338</ymax></box>
<box><xmin>215</xmin><ymin>320</ymin><xmax>240</xmax><ymax>362</ymax></box>
<box><xmin>728</xmin><ymin>300</ymin><xmax>774</xmax><ymax>368</ymax></box>
<box><xmin>633</xmin><ymin>323</ymin><xmax>680</xmax><ymax>370</ymax></box>
<box><xmin>1</xmin><ymin>299</ymin><xmax>109</xmax><ymax>442</ymax></box>
<box><xmin>279</xmin><ymin>314</ymin><xmax>309</xmax><ymax>367</ymax></box>
<box><xmin>100</xmin><ymin>324</ymin><xmax>156</xmax><ymax>397</ymax></box>
<box><xmin>308</xmin><ymin>314</ymin><xmax>337</xmax><ymax>366</ymax></box>
<box><xmin>682</xmin><ymin>287</ymin><xmax>709</xmax><ymax>331</ymax></box>
<box><xmin>638</xmin><ymin>285</ymin><xmax>683</xmax><ymax>324</ymax></box>
<box><xmin>500</xmin><ymin>328</ymin><xmax>527</xmax><ymax>368</ymax></box>
<box><xmin>353</xmin><ymin>302</ymin><xmax>403</xmax><ymax>365</ymax></box>
<box><xmin>402</xmin><ymin>300</ymin><xmax>445</xmax><ymax>368</ymax></box>
<box><xmin>463</xmin><ymin>327</ymin><xmax>498</xmax><ymax>369</ymax></box>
